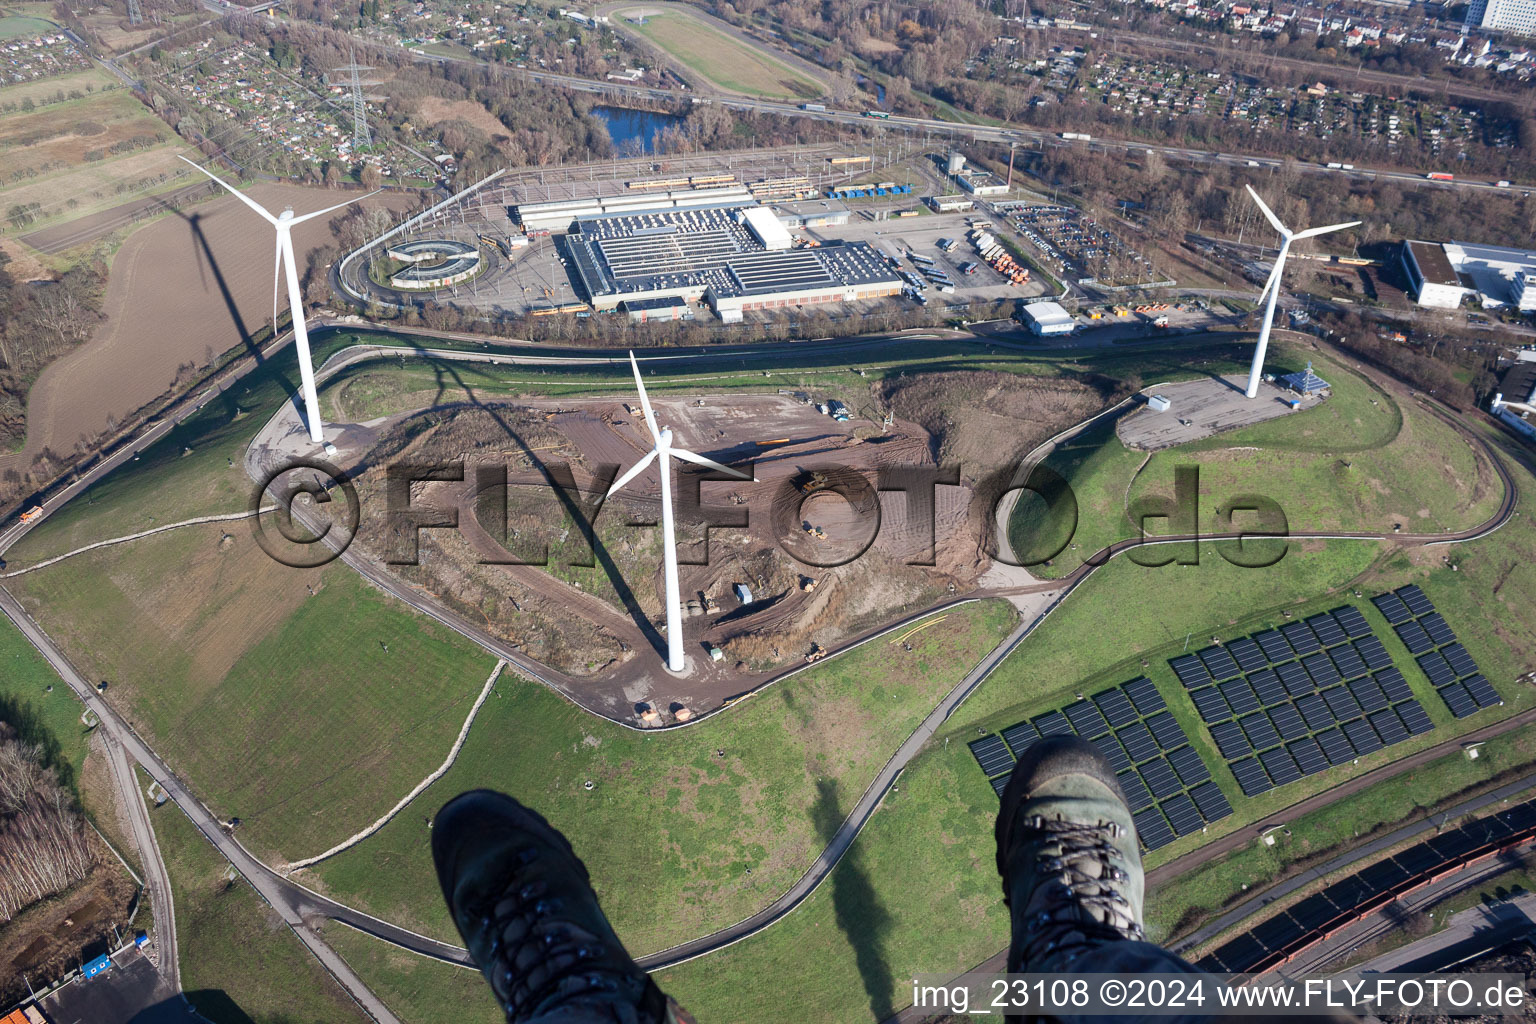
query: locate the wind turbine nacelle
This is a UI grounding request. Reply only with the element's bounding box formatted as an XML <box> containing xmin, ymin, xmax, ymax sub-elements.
<box><xmin>658</xmin><ymin>426</ymin><xmax>673</xmax><ymax>448</ymax></box>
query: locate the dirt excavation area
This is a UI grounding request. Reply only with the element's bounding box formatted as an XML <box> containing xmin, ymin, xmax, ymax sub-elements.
<box><xmin>0</xmin><ymin>182</ymin><xmax>409</xmax><ymax>477</ymax></box>
<box><xmin>345</xmin><ymin>370</ymin><xmax>1119</xmax><ymax>687</ymax></box>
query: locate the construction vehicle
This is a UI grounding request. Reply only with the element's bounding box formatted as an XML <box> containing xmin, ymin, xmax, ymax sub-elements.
<box><xmin>803</xmin><ymin>522</ymin><xmax>826</xmax><ymax>539</ymax></box>
<box><xmin>799</xmin><ymin>575</ymin><xmax>819</xmax><ymax>592</ymax></box>
<box><xmin>18</xmin><ymin>505</ymin><xmax>43</xmax><ymax>524</ymax></box>
<box><xmin>805</xmin><ymin>643</ymin><xmax>828</xmax><ymax>663</ymax></box>
<box><xmin>800</xmin><ymin>470</ymin><xmax>830</xmax><ymax>494</ymax></box>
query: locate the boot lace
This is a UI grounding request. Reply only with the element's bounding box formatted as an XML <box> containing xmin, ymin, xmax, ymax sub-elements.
<box><xmin>1019</xmin><ymin>815</ymin><xmax>1144</xmax><ymax>963</ymax></box>
<box><xmin>473</xmin><ymin>847</ymin><xmax>632</xmax><ymax>1020</ymax></box>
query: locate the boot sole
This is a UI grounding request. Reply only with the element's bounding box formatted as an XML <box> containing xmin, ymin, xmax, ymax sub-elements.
<box><xmin>994</xmin><ymin>735</ymin><xmax>1129</xmax><ymax>881</ymax></box>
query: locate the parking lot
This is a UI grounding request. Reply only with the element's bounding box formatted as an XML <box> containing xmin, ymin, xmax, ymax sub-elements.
<box><xmin>816</xmin><ymin>212</ymin><xmax>1050</xmax><ymax>307</ymax></box>
<box><xmin>1008</xmin><ymin>203</ymin><xmax>1156</xmax><ymax>286</ymax></box>
<box><xmin>1117</xmin><ymin>375</ymin><xmax>1305</xmax><ymax>450</ymax></box>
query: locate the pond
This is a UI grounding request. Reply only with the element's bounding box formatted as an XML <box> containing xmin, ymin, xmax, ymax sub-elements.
<box><xmin>593</xmin><ymin>106</ymin><xmax>684</xmax><ymax>155</ymax></box>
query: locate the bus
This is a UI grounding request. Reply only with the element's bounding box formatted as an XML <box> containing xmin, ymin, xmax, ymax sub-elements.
<box><xmin>909</xmin><ymin>253</ymin><xmax>935</xmax><ymax>266</ymax></box>
<box><xmin>863</xmin><ymin>110</ymin><xmax>891</xmax><ymax>119</ymax></box>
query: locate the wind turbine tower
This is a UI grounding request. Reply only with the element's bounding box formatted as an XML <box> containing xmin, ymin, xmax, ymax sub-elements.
<box><xmin>1242</xmin><ymin>184</ymin><xmax>1360</xmax><ymax>399</ymax></box>
<box><xmin>178</xmin><ymin>156</ymin><xmax>380</xmax><ymax>445</ymax></box>
<box><xmin>333</xmin><ymin>55</ymin><xmax>373</xmax><ymax>152</ymax></box>
<box><xmin>608</xmin><ymin>352</ymin><xmax>752</xmax><ymax>673</ymax></box>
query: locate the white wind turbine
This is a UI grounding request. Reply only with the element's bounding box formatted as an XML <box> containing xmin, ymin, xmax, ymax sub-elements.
<box><xmin>179</xmin><ymin>156</ymin><xmax>381</xmax><ymax>445</ymax></box>
<box><xmin>608</xmin><ymin>351</ymin><xmax>752</xmax><ymax>673</ymax></box>
<box><xmin>1242</xmin><ymin>184</ymin><xmax>1360</xmax><ymax>399</ymax></box>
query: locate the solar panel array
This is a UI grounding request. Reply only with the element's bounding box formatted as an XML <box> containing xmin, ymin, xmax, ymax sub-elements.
<box><xmin>1373</xmin><ymin>584</ymin><xmax>1502</xmax><ymax>720</ymax></box>
<box><xmin>1172</xmin><ymin>605</ymin><xmax>1434</xmax><ymax>798</ymax></box>
<box><xmin>967</xmin><ymin>676</ymin><xmax>1230</xmax><ymax>851</ymax></box>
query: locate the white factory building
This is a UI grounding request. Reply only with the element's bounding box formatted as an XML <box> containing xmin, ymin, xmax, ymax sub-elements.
<box><xmin>1019</xmin><ymin>300</ymin><xmax>1076</xmax><ymax>336</ymax></box>
<box><xmin>1400</xmin><ymin>239</ymin><xmax>1536</xmax><ymax>312</ymax></box>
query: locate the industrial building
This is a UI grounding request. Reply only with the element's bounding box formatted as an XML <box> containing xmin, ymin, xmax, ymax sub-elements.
<box><xmin>773</xmin><ymin>199</ymin><xmax>851</xmax><ymax>228</ymax></box>
<box><xmin>1491</xmin><ymin>358</ymin><xmax>1536</xmax><ymax>440</ymax></box>
<box><xmin>561</xmin><ymin>201</ymin><xmax>901</xmax><ymax>317</ymax></box>
<box><xmin>513</xmin><ymin>186</ymin><xmax>755</xmax><ymax>234</ymax></box>
<box><xmin>388</xmin><ymin>239</ymin><xmax>482</xmax><ymax>290</ymax></box>
<box><xmin>955</xmin><ymin>167</ymin><xmax>1010</xmax><ymax>196</ymax></box>
<box><xmin>1399</xmin><ymin>239</ymin><xmax>1536</xmax><ymax>311</ymax></box>
<box><xmin>1019</xmin><ymin>300</ymin><xmax>1076</xmax><ymax>336</ymax></box>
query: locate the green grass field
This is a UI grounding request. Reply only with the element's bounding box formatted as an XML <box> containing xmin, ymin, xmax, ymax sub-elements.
<box><xmin>0</xmin><ymin>13</ymin><xmax>55</xmax><ymax>38</ymax></box>
<box><xmin>307</xmin><ymin>601</ymin><xmax>1018</xmax><ymax>952</ymax></box>
<box><xmin>624</xmin><ymin>10</ymin><xmax>821</xmax><ymax>99</ymax></box>
<box><xmin>327</xmin><ymin>926</ymin><xmax>502</xmax><ymax>1024</ymax></box>
<box><xmin>0</xmin><ymin>611</ymin><xmax>91</xmax><ymax>785</ymax></box>
<box><xmin>150</xmin><ymin>799</ymin><xmax>371</xmax><ymax>1024</ymax></box>
<box><xmin>1013</xmin><ymin>348</ymin><xmax>1503</xmax><ymax>578</ymax></box>
<box><xmin>9</xmin><ymin>533</ymin><xmax>498</xmax><ymax>862</ymax></box>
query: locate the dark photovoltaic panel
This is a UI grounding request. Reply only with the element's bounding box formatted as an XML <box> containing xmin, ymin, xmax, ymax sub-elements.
<box><xmin>1171</xmin><ymin>655</ymin><xmax>1213</xmax><ymax>689</ymax></box>
<box><xmin>1198</xmin><ymin>647</ymin><xmax>1241</xmax><ymax>682</ymax></box>
<box><xmin>1330</xmin><ymin>646</ymin><xmax>1367</xmax><ymax>680</ymax></box>
<box><xmin>1133</xmin><ymin>806</ymin><xmax>1175</xmax><ymax>851</ymax></box>
<box><xmin>1064</xmin><ymin>700</ymin><xmax>1110</xmax><ymax>739</ymax></box>
<box><xmin>1117</xmin><ymin>722</ymin><xmax>1158</xmax><ymax>763</ymax></box>
<box><xmin>1323</xmin><ymin>686</ymin><xmax>1363</xmax><ymax>722</ymax></box>
<box><xmin>1271</xmin><ymin>703</ymin><xmax>1308</xmax><ymax>742</ymax></box>
<box><xmin>1372</xmin><ymin>592</ymin><xmax>1412</xmax><ymax>624</ymax></box>
<box><xmin>1316</xmin><ymin>727</ymin><xmax>1355</xmax><ymax>765</ymax></box>
<box><xmin>1465</xmin><ymin>675</ymin><xmax>1503</xmax><ymax>709</ymax></box>
<box><xmin>1396</xmin><ymin>621</ymin><xmax>1434</xmax><ymax>655</ymax></box>
<box><xmin>1281</xmin><ymin>621</ymin><xmax>1322</xmax><ymax>654</ymax></box>
<box><xmin>1288</xmin><ymin>736</ymin><xmax>1328</xmax><ymax>775</ymax></box>
<box><xmin>1302</xmin><ymin>652</ymin><xmax>1342</xmax><ymax>688</ymax></box>
<box><xmin>1146</xmin><ymin>711</ymin><xmax>1187</xmax><ymax>750</ymax></box>
<box><xmin>1421</xmin><ymin>613</ymin><xmax>1456</xmax><ymax>647</ymax></box>
<box><xmin>1140</xmin><ymin>756</ymin><xmax>1182</xmax><ymax>799</ymax></box>
<box><xmin>1440</xmin><ymin>682</ymin><xmax>1477</xmax><ymax>718</ymax></box>
<box><xmin>1117</xmin><ymin>769</ymin><xmax>1154</xmax><ymax>812</ymax></box>
<box><xmin>1259</xmin><ymin>747</ymin><xmax>1302</xmax><ymax>787</ymax></box>
<box><xmin>1443</xmin><ymin>643</ymin><xmax>1478</xmax><ymax>678</ymax></box>
<box><xmin>1192</xmin><ymin>686</ymin><xmax>1232</xmax><ymax>723</ymax></box>
<box><xmin>1398</xmin><ymin>699</ymin><xmax>1435</xmax><ymax>735</ymax></box>
<box><xmin>1190</xmin><ymin>781</ymin><xmax>1234</xmax><ymax>823</ymax></box>
<box><xmin>1343</xmin><ymin>718</ymin><xmax>1384</xmax><ymax>754</ymax></box>
<box><xmin>1396</xmin><ymin>584</ymin><xmax>1433</xmax><ymax>617</ymax></box>
<box><xmin>1332</xmin><ymin>605</ymin><xmax>1372</xmax><ymax>639</ymax></box>
<box><xmin>1211</xmin><ymin>721</ymin><xmax>1251</xmax><ymax>760</ymax></box>
<box><xmin>1348</xmin><ymin>677</ymin><xmax>1389</xmax><ymax>715</ymax></box>
<box><xmin>1002</xmin><ymin>720</ymin><xmax>1040</xmax><ymax>757</ymax></box>
<box><xmin>1125</xmin><ymin>677</ymin><xmax>1165</xmax><ymax>716</ymax></box>
<box><xmin>1254</xmin><ymin>629</ymin><xmax>1294</xmax><ymax>663</ymax></box>
<box><xmin>1416</xmin><ymin>651</ymin><xmax>1455</xmax><ymax>687</ymax></box>
<box><xmin>1230</xmin><ymin>757</ymin><xmax>1272</xmax><ymax>796</ymax></box>
<box><xmin>1297</xmin><ymin>693</ymin><xmax>1333</xmax><ymax>732</ymax></box>
<box><xmin>1168</xmin><ymin>745</ymin><xmax>1212</xmax><ymax>787</ymax></box>
<box><xmin>1094</xmin><ymin>688</ymin><xmax>1138</xmax><ymax>728</ymax></box>
<box><xmin>1227</xmin><ymin>637</ymin><xmax>1267</xmax><ymax>673</ymax></box>
<box><xmin>1220</xmin><ymin>679</ymin><xmax>1261</xmax><ymax>716</ymax></box>
<box><xmin>1093</xmin><ymin>732</ymin><xmax>1132</xmax><ymax>774</ymax></box>
<box><xmin>1369</xmin><ymin>708</ymin><xmax>1410</xmax><ymax>746</ymax></box>
<box><xmin>1357</xmin><ymin>635</ymin><xmax>1394</xmax><ymax>670</ymax></box>
<box><xmin>1034</xmin><ymin>709</ymin><xmax>1073</xmax><ymax>736</ymax></box>
<box><xmin>1239</xmin><ymin>712</ymin><xmax>1281</xmax><ymax>752</ymax></box>
<box><xmin>1250</xmin><ymin>670</ymin><xmax>1288</xmax><ymax>708</ymax></box>
<box><xmin>1376</xmin><ymin>668</ymin><xmax>1413</xmax><ymax>703</ymax></box>
<box><xmin>1276</xmin><ymin>661</ymin><xmax>1314</xmax><ymax>697</ymax></box>
<box><xmin>1163</xmin><ymin>792</ymin><xmax>1203</xmax><ymax>837</ymax></box>
<box><xmin>1306</xmin><ymin>612</ymin><xmax>1347</xmax><ymax>647</ymax></box>
<box><xmin>992</xmin><ymin>774</ymin><xmax>1012</xmax><ymax>797</ymax></box>
<box><xmin>970</xmin><ymin>735</ymin><xmax>1014</xmax><ymax>777</ymax></box>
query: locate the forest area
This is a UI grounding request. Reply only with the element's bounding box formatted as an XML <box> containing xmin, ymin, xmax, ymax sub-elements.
<box><xmin>0</xmin><ymin>255</ymin><xmax>107</xmax><ymax>456</ymax></box>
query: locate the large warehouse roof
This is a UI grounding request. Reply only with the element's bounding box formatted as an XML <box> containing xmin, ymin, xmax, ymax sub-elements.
<box><xmin>738</xmin><ymin>205</ymin><xmax>792</xmax><ymax>250</ymax></box>
<box><xmin>1021</xmin><ymin>301</ymin><xmax>1075</xmax><ymax>331</ymax></box>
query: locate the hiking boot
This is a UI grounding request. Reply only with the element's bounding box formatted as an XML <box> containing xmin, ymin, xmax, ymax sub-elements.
<box><xmin>433</xmin><ymin>789</ymin><xmax>680</xmax><ymax>1023</ymax></box>
<box><xmin>995</xmin><ymin>735</ymin><xmax>1146</xmax><ymax>970</ymax></box>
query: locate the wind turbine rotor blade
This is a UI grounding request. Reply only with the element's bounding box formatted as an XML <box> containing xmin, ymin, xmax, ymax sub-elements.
<box><xmin>1244</xmin><ymin>184</ymin><xmax>1288</xmax><ymax>237</ymax></box>
<box><xmin>605</xmin><ymin>449</ymin><xmax>658</xmax><ymax>498</ymax></box>
<box><xmin>670</xmin><ymin>448</ymin><xmax>753</xmax><ymax>480</ymax></box>
<box><xmin>1294</xmin><ymin>219</ymin><xmax>1362</xmax><ymax>240</ymax></box>
<box><xmin>178</xmin><ymin>155</ymin><xmax>279</xmax><ymax>226</ymax></box>
<box><xmin>1255</xmin><ymin>245</ymin><xmax>1288</xmax><ymax>306</ymax></box>
<box><xmin>627</xmin><ymin>351</ymin><xmax>661</xmax><ymax>442</ymax></box>
<box><xmin>285</xmin><ymin>189</ymin><xmax>385</xmax><ymax>226</ymax></box>
<box><xmin>273</xmin><ymin>233</ymin><xmax>282</xmax><ymax>330</ymax></box>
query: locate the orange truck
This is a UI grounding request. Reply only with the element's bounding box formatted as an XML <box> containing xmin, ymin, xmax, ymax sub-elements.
<box><xmin>19</xmin><ymin>505</ymin><xmax>43</xmax><ymax>524</ymax></box>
